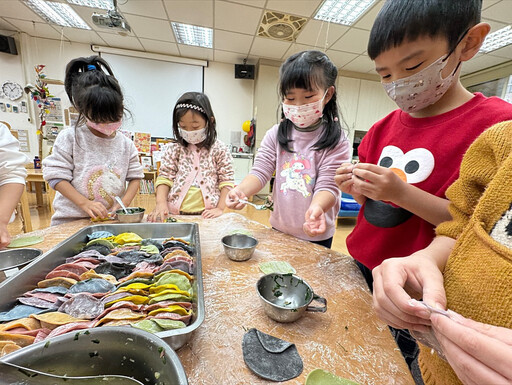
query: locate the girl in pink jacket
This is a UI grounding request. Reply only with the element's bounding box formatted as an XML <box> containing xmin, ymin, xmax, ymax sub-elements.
<box><xmin>148</xmin><ymin>92</ymin><xmax>234</xmax><ymax>220</ymax></box>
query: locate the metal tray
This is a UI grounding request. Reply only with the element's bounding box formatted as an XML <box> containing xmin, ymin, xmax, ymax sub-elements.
<box><xmin>0</xmin><ymin>223</ymin><xmax>204</xmax><ymax>351</ymax></box>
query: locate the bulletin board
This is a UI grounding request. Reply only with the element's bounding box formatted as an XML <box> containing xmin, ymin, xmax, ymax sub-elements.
<box><xmin>101</xmin><ymin>53</ymin><xmax>203</xmax><ymax>139</ymax></box>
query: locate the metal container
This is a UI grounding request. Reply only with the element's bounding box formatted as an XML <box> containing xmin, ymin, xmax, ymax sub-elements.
<box><xmin>221</xmin><ymin>233</ymin><xmax>258</xmax><ymax>261</ymax></box>
<box><xmin>0</xmin><ymin>223</ymin><xmax>204</xmax><ymax>350</ymax></box>
<box><xmin>115</xmin><ymin>207</ymin><xmax>145</xmax><ymax>223</ymax></box>
<box><xmin>256</xmin><ymin>273</ymin><xmax>327</xmax><ymax>323</ymax></box>
<box><xmin>0</xmin><ymin>248</ymin><xmax>43</xmax><ymax>283</ymax></box>
<box><xmin>0</xmin><ymin>326</ymin><xmax>188</xmax><ymax>384</ymax></box>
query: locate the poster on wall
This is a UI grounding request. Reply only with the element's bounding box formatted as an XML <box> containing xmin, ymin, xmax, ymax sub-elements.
<box><xmin>134</xmin><ymin>132</ymin><xmax>151</xmax><ymax>153</ymax></box>
<box><xmin>47</xmin><ymin>97</ymin><xmax>63</xmax><ymax>122</ymax></box>
<box><xmin>17</xmin><ymin>129</ymin><xmax>30</xmax><ymax>152</ymax></box>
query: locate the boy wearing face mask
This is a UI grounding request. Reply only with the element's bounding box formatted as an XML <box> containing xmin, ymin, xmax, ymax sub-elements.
<box><xmin>334</xmin><ymin>0</ymin><xmax>512</xmax><ymax>378</ymax></box>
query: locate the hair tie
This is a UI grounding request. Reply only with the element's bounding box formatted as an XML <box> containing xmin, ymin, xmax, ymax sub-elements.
<box><xmin>175</xmin><ymin>103</ymin><xmax>206</xmax><ymax>114</ymax></box>
<box><xmin>334</xmin><ymin>117</ymin><xmax>339</xmax><ymax>122</ymax></box>
<box><xmin>87</xmin><ymin>64</ymin><xmax>96</xmax><ymax>71</ymax></box>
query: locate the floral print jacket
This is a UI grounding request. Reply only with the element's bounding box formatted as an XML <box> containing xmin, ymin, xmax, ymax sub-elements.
<box><xmin>157</xmin><ymin>140</ymin><xmax>234</xmax><ymax>214</ymax></box>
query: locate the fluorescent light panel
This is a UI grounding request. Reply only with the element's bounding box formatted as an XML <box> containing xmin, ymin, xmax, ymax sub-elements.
<box><xmin>480</xmin><ymin>25</ymin><xmax>512</xmax><ymax>53</ymax></box>
<box><xmin>171</xmin><ymin>22</ymin><xmax>212</xmax><ymax>48</ymax></box>
<box><xmin>66</xmin><ymin>0</ymin><xmax>114</xmax><ymax>10</ymax></box>
<box><xmin>23</xmin><ymin>0</ymin><xmax>91</xmax><ymax>29</ymax></box>
<box><xmin>314</xmin><ymin>0</ymin><xmax>376</xmax><ymax>26</ymax></box>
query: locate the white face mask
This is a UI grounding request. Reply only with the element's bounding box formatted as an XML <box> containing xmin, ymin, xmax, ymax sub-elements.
<box><xmin>282</xmin><ymin>90</ymin><xmax>328</xmax><ymax>128</ymax></box>
<box><xmin>383</xmin><ymin>54</ymin><xmax>461</xmax><ymax>113</ymax></box>
<box><xmin>179</xmin><ymin>127</ymin><xmax>207</xmax><ymax>144</ymax></box>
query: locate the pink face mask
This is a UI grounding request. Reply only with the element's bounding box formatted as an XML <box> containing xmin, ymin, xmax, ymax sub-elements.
<box><xmin>282</xmin><ymin>90</ymin><xmax>328</xmax><ymax>128</ymax></box>
<box><xmin>86</xmin><ymin>119</ymin><xmax>122</xmax><ymax>136</ymax></box>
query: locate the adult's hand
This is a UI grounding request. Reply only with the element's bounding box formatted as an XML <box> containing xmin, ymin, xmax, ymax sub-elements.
<box><xmin>432</xmin><ymin>312</ymin><xmax>512</xmax><ymax>385</ymax></box>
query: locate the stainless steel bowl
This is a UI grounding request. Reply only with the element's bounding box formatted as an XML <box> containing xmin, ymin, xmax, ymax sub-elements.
<box><xmin>221</xmin><ymin>234</ymin><xmax>258</xmax><ymax>261</ymax></box>
<box><xmin>1</xmin><ymin>326</ymin><xmax>188</xmax><ymax>385</ymax></box>
<box><xmin>256</xmin><ymin>273</ymin><xmax>327</xmax><ymax>322</ymax></box>
<box><xmin>115</xmin><ymin>207</ymin><xmax>145</xmax><ymax>223</ymax></box>
<box><xmin>0</xmin><ymin>248</ymin><xmax>42</xmax><ymax>283</ymax></box>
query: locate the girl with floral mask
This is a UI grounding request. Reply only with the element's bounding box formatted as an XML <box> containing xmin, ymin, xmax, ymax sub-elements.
<box><xmin>148</xmin><ymin>92</ymin><xmax>234</xmax><ymax>220</ymax></box>
<box><xmin>43</xmin><ymin>56</ymin><xmax>143</xmax><ymax>225</ymax></box>
<box><xmin>226</xmin><ymin>50</ymin><xmax>351</xmax><ymax>248</ymax></box>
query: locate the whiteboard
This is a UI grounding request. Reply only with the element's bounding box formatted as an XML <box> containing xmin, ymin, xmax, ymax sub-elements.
<box><xmin>102</xmin><ymin>53</ymin><xmax>203</xmax><ymax>138</ymax></box>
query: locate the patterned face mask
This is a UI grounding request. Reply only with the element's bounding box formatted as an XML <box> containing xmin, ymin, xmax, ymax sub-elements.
<box><xmin>382</xmin><ymin>54</ymin><xmax>462</xmax><ymax>113</ymax></box>
<box><xmin>86</xmin><ymin>119</ymin><xmax>122</xmax><ymax>136</ymax></box>
<box><xmin>179</xmin><ymin>127</ymin><xmax>207</xmax><ymax>144</ymax></box>
<box><xmin>282</xmin><ymin>90</ymin><xmax>328</xmax><ymax>128</ymax></box>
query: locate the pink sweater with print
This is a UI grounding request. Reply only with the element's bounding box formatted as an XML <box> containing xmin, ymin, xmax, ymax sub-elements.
<box><xmin>158</xmin><ymin>140</ymin><xmax>234</xmax><ymax>214</ymax></box>
<box><xmin>43</xmin><ymin>126</ymin><xmax>143</xmax><ymax>225</ymax></box>
<box><xmin>250</xmin><ymin>124</ymin><xmax>351</xmax><ymax>241</ymax></box>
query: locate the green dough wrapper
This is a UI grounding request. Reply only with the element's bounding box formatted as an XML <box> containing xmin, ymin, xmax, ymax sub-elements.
<box><xmin>306</xmin><ymin>369</ymin><xmax>360</xmax><ymax>385</ymax></box>
<box><xmin>259</xmin><ymin>261</ymin><xmax>296</xmax><ymax>275</ymax></box>
<box><xmin>7</xmin><ymin>235</ymin><xmax>44</xmax><ymax>248</ymax></box>
<box><xmin>229</xmin><ymin>229</ymin><xmax>253</xmax><ymax>236</ymax></box>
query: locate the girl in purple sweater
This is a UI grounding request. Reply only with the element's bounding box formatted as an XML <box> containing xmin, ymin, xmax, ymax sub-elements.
<box><xmin>226</xmin><ymin>50</ymin><xmax>350</xmax><ymax>248</ymax></box>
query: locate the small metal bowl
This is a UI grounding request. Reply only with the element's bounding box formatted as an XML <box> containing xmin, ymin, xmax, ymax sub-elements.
<box><xmin>257</xmin><ymin>273</ymin><xmax>327</xmax><ymax>323</ymax></box>
<box><xmin>221</xmin><ymin>234</ymin><xmax>258</xmax><ymax>261</ymax></box>
<box><xmin>0</xmin><ymin>248</ymin><xmax>43</xmax><ymax>283</ymax></box>
<box><xmin>115</xmin><ymin>207</ymin><xmax>145</xmax><ymax>223</ymax></box>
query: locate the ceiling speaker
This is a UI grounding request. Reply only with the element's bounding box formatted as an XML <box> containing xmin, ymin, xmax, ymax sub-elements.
<box><xmin>235</xmin><ymin>64</ymin><xmax>255</xmax><ymax>79</ymax></box>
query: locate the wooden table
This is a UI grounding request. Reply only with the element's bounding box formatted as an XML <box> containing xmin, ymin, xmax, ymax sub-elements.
<box><xmin>26</xmin><ymin>169</ymin><xmax>45</xmax><ymax>207</ymax></box>
<box><xmin>10</xmin><ymin>214</ymin><xmax>413</xmax><ymax>385</ymax></box>
<box><xmin>18</xmin><ymin>169</ymin><xmax>55</xmax><ymax>233</ymax></box>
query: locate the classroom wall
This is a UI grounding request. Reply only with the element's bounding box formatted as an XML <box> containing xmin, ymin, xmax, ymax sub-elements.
<box><xmin>0</xmin><ymin>32</ymin><xmax>254</xmax><ymax>158</ymax></box>
<box><xmin>203</xmin><ymin>61</ymin><xmax>254</xmax><ymax>146</ymax></box>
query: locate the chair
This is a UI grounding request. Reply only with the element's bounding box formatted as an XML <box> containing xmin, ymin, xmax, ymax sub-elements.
<box><xmin>337</xmin><ymin>192</ymin><xmax>361</xmax><ymax>225</ymax></box>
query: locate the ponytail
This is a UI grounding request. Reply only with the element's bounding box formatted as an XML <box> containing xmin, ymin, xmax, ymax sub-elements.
<box><xmin>64</xmin><ymin>55</ymin><xmax>125</xmax><ymax>127</ymax></box>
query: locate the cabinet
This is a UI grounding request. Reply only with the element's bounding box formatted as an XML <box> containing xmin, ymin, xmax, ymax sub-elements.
<box><xmin>232</xmin><ymin>153</ymin><xmax>253</xmax><ymax>186</ymax></box>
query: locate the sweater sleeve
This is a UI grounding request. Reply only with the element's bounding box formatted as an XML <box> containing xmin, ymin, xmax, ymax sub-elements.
<box><xmin>42</xmin><ymin>129</ymin><xmax>74</xmax><ymax>184</ymax></box>
<box><xmin>436</xmin><ymin>127</ymin><xmax>499</xmax><ymax>239</ymax></box>
<box><xmin>249</xmin><ymin>126</ymin><xmax>278</xmax><ymax>187</ymax></box>
<box><xmin>126</xmin><ymin>141</ymin><xmax>144</xmax><ymax>181</ymax></box>
<box><xmin>0</xmin><ymin>124</ymin><xmax>28</xmax><ymax>186</ymax></box>
<box><xmin>314</xmin><ymin>134</ymin><xmax>351</xmax><ymax>198</ymax></box>
<box><xmin>214</xmin><ymin>142</ymin><xmax>234</xmax><ymax>188</ymax></box>
<box><xmin>157</xmin><ymin>142</ymin><xmax>180</xmax><ymax>182</ymax></box>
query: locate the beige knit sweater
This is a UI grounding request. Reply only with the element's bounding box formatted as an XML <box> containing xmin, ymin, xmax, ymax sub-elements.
<box><xmin>419</xmin><ymin>121</ymin><xmax>512</xmax><ymax>384</ymax></box>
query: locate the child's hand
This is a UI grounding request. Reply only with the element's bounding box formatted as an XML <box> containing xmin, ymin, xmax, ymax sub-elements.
<box><xmin>351</xmin><ymin>163</ymin><xmax>406</xmax><ymax>202</ymax></box>
<box><xmin>202</xmin><ymin>207</ymin><xmax>223</xmax><ymax>219</ymax></box>
<box><xmin>225</xmin><ymin>188</ymin><xmax>248</xmax><ymax>210</ymax></box>
<box><xmin>372</xmin><ymin>251</ymin><xmax>446</xmax><ymax>332</ymax></box>
<box><xmin>303</xmin><ymin>204</ymin><xmax>326</xmax><ymax>237</ymax></box>
<box><xmin>0</xmin><ymin>222</ymin><xmax>11</xmax><ymax>249</ymax></box>
<box><xmin>335</xmin><ymin>163</ymin><xmax>367</xmax><ymax>204</ymax></box>
<box><xmin>147</xmin><ymin>202</ymin><xmax>169</xmax><ymax>222</ymax></box>
<box><xmin>79</xmin><ymin>200</ymin><xmax>109</xmax><ymax>220</ymax></box>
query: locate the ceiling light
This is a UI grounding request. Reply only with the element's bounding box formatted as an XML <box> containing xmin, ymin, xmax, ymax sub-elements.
<box><xmin>314</xmin><ymin>0</ymin><xmax>376</xmax><ymax>26</ymax></box>
<box><xmin>171</xmin><ymin>22</ymin><xmax>212</xmax><ymax>48</ymax></box>
<box><xmin>23</xmin><ymin>0</ymin><xmax>91</xmax><ymax>29</ymax></box>
<box><xmin>480</xmin><ymin>25</ymin><xmax>512</xmax><ymax>53</ymax></box>
<box><xmin>66</xmin><ymin>0</ymin><xmax>114</xmax><ymax>10</ymax></box>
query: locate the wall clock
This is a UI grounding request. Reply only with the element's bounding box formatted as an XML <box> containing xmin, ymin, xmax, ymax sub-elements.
<box><xmin>1</xmin><ymin>81</ymin><xmax>23</xmax><ymax>101</ymax></box>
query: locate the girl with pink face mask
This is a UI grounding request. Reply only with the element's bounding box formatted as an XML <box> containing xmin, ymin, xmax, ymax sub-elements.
<box><xmin>43</xmin><ymin>56</ymin><xmax>143</xmax><ymax>225</ymax></box>
<box><xmin>226</xmin><ymin>50</ymin><xmax>351</xmax><ymax>248</ymax></box>
<box><xmin>148</xmin><ymin>92</ymin><xmax>234</xmax><ymax>220</ymax></box>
